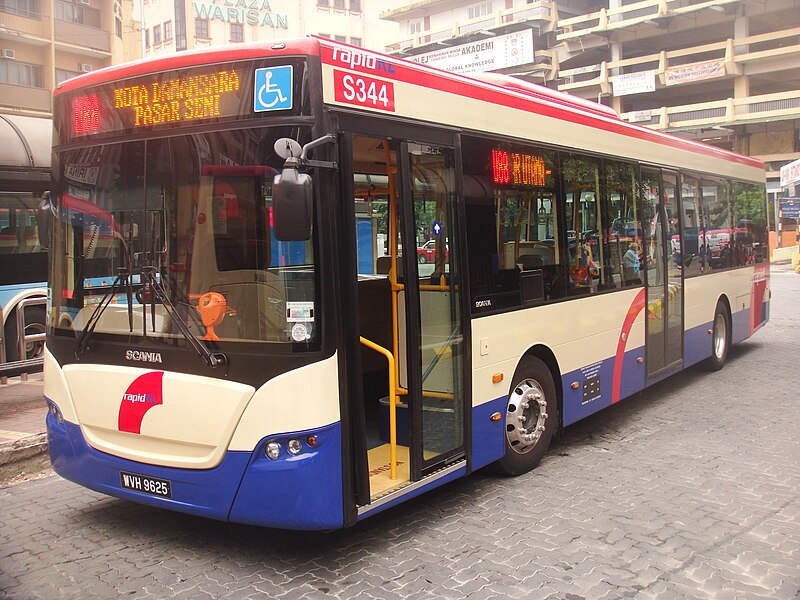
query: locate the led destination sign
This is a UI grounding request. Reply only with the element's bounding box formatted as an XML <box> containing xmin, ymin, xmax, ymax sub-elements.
<box><xmin>63</xmin><ymin>59</ymin><xmax>303</xmax><ymax>141</ymax></box>
<box><xmin>112</xmin><ymin>69</ymin><xmax>241</xmax><ymax>127</ymax></box>
<box><xmin>492</xmin><ymin>148</ymin><xmax>549</xmax><ymax>187</ymax></box>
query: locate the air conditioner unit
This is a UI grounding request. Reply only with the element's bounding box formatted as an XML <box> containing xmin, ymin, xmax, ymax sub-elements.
<box><xmin>80</xmin><ymin>63</ymin><xmax>93</xmax><ymax>72</ymax></box>
<box><xmin>3</xmin><ymin>49</ymin><xmax>16</xmax><ymax>60</ymax></box>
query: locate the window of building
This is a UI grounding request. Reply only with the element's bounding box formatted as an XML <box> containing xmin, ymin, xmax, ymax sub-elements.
<box><xmin>230</xmin><ymin>22</ymin><xmax>243</xmax><ymax>43</ymax></box>
<box><xmin>55</xmin><ymin>68</ymin><xmax>79</xmax><ymax>85</ymax></box>
<box><xmin>0</xmin><ymin>0</ymin><xmax>40</xmax><ymax>19</ymax></box>
<box><xmin>318</xmin><ymin>33</ymin><xmax>331</xmax><ymax>39</ymax></box>
<box><xmin>164</xmin><ymin>20</ymin><xmax>173</xmax><ymax>41</ymax></box>
<box><xmin>333</xmin><ymin>0</ymin><xmax>345</xmax><ymax>9</ymax></box>
<box><xmin>54</xmin><ymin>1</ymin><xmax>101</xmax><ymax>28</ymax></box>
<box><xmin>350</xmin><ymin>37</ymin><xmax>362</xmax><ymax>47</ymax></box>
<box><xmin>153</xmin><ymin>24</ymin><xmax>162</xmax><ymax>45</ymax></box>
<box><xmin>0</xmin><ymin>59</ymin><xmax>43</xmax><ymax>88</ymax></box>
<box><xmin>334</xmin><ymin>35</ymin><xmax>346</xmax><ymax>43</ymax></box>
<box><xmin>408</xmin><ymin>20</ymin><xmax>421</xmax><ymax>35</ymax></box>
<box><xmin>349</xmin><ymin>0</ymin><xmax>361</xmax><ymax>12</ymax></box>
<box><xmin>468</xmin><ymin>2</ymin><xmax>493</xmax><ymax>20</ymax></box>
<box><xmin>317</xmin><ymin>0</ymin><xmax>328</xmax><ymax>6</ymax></box>
<box><xmin>115</xmin><ymin>17</ymin><xmax>122</xmax><ymax>38</ymax></box>
<box><xmin>195</xmin><ymin>17</ymin><xmax>209</xmax><ymax>38</ymax></box>
<box><xmin>144</xmin><ymin>27</ymin><xmax>150</xmax><ymax>47</ymax></box>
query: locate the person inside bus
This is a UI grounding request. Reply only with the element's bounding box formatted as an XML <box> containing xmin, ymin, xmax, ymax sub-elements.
<box><xmin>623</xmin><ymin>242</ymin><xmax>641</xmax><ymax>285</ymax></box>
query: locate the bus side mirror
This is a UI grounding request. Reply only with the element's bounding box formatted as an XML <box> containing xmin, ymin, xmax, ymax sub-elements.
<box><xmin>37</xmin><ymin>191</ymin><xmax>54</xmax><ymax>250</ymax></box>
<box><xmin>272</xmin><ymin>157</ymin><xmax>312</xmax><ymax>241</ymax></box>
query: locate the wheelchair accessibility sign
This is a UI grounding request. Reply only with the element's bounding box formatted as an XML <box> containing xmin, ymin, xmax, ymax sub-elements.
<box><xmin>254</xmin><ymin>65</ymin><xmax>293</xmax><ymax>112</ymax></box>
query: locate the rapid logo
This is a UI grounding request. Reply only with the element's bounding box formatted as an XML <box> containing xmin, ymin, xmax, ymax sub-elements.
<box><xmin>118</xmin><ymin>371</ymin><xmax>164</xmax><ymax>434</ymax></box>
<box><xmin>253</xmin><ymin>65</ymin><xmax>292</xmax><ymax>112</ymax></box>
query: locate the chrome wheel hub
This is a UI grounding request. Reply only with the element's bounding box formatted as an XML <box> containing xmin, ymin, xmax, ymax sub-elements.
<box><xmin>506</xmin><ymin>379</ymin><xmax>548</xmax><ymax>454</ymax></box>
<box><xmin>713</xmin><ymin>313</ymin><xmax>727</xmax><ymax>359</ymax></box>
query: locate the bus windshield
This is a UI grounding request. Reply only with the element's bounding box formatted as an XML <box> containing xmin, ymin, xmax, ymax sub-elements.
<box><xmin>50</xmin><ymin>126</ymin><xmax>318</xmax><ymax>348</ymax></box>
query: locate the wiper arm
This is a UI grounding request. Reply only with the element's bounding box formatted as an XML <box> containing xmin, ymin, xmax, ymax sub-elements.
<box><xmin>75</xmin><ymin>268</ymin><xmax>130</xmax><ymax>357</ymax></box>
<box><xmin>141</xmin><ymin>267</ymin><xmax>226</xmax><ymax>368</ymax></box>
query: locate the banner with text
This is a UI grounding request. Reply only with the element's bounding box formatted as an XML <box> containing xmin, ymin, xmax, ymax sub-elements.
<box><xmin>665</xmin><ymin>60</ymin><xmax>726</xmax><ymax>86</ymax></box>
<box><xmin>409</xmin><ymin>30</ymin><xmax>534</xmax><ymax>74</ymax></box>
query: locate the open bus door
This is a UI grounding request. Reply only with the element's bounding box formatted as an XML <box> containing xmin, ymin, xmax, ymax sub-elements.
<box><xmin>341</xmin><ymin>130</ymin><xmax>467</xmax><ymax>513</ymax></box>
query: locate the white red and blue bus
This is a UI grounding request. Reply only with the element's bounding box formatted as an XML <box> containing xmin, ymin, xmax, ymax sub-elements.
<box><xmin>0</xmin><ymin>113</ymin><xmax>49</xmax><ymax>375</ymax></box>
<box><xmin>44</xmin><ymin>38</ymin><xmax>769</xmax><ymax>530</ymax></box>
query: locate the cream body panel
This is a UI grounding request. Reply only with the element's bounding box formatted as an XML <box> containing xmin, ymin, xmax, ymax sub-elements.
<box><xmin>43</xmin><ymin>347</ymin><xmax>79</xmax><ymax>423</ymax></box>
<box><xmin>62</xmin><ymin>364</ymin><xmax>254</xmax><ymax>469</ymax></box>
<box><xmin>470</xmin><ymin>289</ymin><xmax>645</xmax><ymax>407</ymax></box>
<box><xmin>228</xmin><ymin>353</ymin><xmax>340</xmax><ymax>451</ymax></box>
<box><xmin>320</xmin><ymin>64</ymin><xmax>764</xmax><ymax>183</ymax></box>
<box><xmin>683</xmin><ymin>267</ymin><xmax>757</xmax><ymax>331</ymax></box>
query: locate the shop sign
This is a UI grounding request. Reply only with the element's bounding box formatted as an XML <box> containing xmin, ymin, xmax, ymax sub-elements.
<box><xmin>193</xmin><ymin>1</ymin><xmax>288</xmax><ymax>28</ymax></box>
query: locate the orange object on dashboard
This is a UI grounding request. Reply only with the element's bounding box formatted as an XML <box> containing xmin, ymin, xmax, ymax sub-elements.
<box><xmin>193</xmin><ymin>292</ymin><xmax>233</xmax><ymax>341</ymax></box>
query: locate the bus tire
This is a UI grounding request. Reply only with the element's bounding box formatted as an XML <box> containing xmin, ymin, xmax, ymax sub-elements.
<box><xmin>417</xmin><ymin>254</ymin><xmax>427</xmax><ymax>264</ymax></box>
<box><xmin>705</xmin><ymin>302</ymin><xmax>730</xmax><ymax>372</ymax></box>
<box><xmin>495</xmin><ymin>356</ymin><xmax>559</xmax><ymax>476</ymax></box>
<box><xmin>3</xmin><ymin>305</ymin><xmax>46</xmax><ymax>363</ymax></box>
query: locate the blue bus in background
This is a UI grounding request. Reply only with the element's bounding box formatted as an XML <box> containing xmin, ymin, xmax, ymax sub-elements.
<box><xmin>0</xmin><ymin>114</ymin><xmax>50</xmax><ymax>374</ymax></box>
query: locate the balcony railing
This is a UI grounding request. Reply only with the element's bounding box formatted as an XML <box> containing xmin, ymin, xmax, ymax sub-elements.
<box><xmin>0</xmin><ymin>10</ymin><xmax>51</xmax><ymax>39</ymax></box>
<box><xmin>0</xmin><ymin>83</ymin><xmax>51</xmax><ymax>113</ymax></box>
<box><xmin>55</xmin><ymin>19</ymin><xmax>110</xmax><ymax>53</ymax></box>
<box><xmin>556</xmin><ymin>0</ymin><xmax>743</xmax><ymax>43</ymax></box>
<box><xmin>558</xmin><ymin>27</ymin><xmax>800</xmax><ymax>94</ymax></box>
<box><xmin>620</xmin><ymin>89</ymin><xmax>800</xmax><ymax>132</ymax></box>
<box><xmin>385</xmin><ymin>0</ymin><xmax>555</xmax><ymax>53</ymax></box>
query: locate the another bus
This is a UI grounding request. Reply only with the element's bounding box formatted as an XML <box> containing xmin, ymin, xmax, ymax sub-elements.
<box><xmin>44</xmin><ymin>38</ymin><xmax>769</xmax><ymax>530</ymax></box>
<box><xmin>0</xmin><ymin>113</ymin><xmax>49</xmax><ymax>374</ymax></box>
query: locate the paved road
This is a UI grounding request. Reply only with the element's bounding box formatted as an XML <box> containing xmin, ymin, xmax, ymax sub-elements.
<box><xmin>2</xmin><ymin>266</ymin><xmax>799</xmax><ymax>599</ymax></box>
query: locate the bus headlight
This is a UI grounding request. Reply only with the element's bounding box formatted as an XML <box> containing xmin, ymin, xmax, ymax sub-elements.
<box><xmin>287</xmin><ymin>439</ymin><xmax>302</xmax><ymax>455</ymax></box>
<box><xmin>265</xmin><ymin>441</ymin><xmax>281</xmax><ymax>460</ymax></box>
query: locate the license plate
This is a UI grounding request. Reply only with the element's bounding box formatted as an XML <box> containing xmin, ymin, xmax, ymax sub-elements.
<box><xmin>120</xmin><ymin>471</ymin><xmax>172</xmax><ymax>498</ymax></box>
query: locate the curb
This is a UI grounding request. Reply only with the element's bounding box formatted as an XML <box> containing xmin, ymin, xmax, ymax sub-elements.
<box><xmin>0</xmin><ymin>433</ymin><xmax>49</xmax><ymax>485</ymax></box>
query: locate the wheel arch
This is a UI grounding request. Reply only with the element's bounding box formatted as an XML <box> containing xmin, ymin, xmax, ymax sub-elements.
<box><xmin>715</xmin><ymin>293</ymin><xmax>732</xmax><ymax>324</ymax></box>
<box><xmin>519</xmin><ymin>343</ymin><xmax>563</xmax><ymax>431</ymax></box>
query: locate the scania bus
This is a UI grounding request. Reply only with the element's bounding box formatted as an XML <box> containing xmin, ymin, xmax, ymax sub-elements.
<box><xmin>43</xmin><ymin>37</ymin><xmax>769</xmax><ymax>530</ymax></box>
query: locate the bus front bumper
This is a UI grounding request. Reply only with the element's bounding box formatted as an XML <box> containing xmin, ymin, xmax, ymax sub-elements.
<box><xmin>45</xmin><ymin>404</ymin><xmax>344</xmax><ymax>531</ymax></box>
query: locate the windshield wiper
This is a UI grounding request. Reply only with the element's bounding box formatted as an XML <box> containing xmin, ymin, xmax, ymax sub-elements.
<box><xmin>75</xmin><ymin>268</ymin><xmax>131</xmax><ymax>357</ymax></box>
<box><xmin>141</xmin><ymin>267</ymin><xmax>226</xmax><ymax>368</ymax></box>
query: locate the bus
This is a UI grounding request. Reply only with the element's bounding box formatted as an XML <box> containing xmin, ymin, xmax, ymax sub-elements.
<box><xmin>43</xmin><ymin>38</ymin><xmax>769</xmax><ymax>530</ymax></box>
<box><xmin>0</xmin><ymin>113</ymin><xmax>49</xmax><ymax>375</ymax></box>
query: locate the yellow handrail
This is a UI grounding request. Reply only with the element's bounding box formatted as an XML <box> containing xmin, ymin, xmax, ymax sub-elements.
<box><xmin>359</xmin><ymin>336</ymin><xmax>399</xmax><ymax>480</ymax></box>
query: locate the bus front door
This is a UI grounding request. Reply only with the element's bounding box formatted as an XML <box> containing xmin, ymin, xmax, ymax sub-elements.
<box><xmin>642</xmin><ymin>168</ymin><xmax>684</xmax><ymax>378</ymax></box>
<box><xmin>345</xmin><ymin>133</ymin><xmax>466</xmax><ymax>508</ymax></box>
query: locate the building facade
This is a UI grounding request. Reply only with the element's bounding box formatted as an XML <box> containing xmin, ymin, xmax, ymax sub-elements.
<box><xmin>379</xmin><ymin>0</ymin><xmax>800</xmax><ymax>205</ymax></box>
<box><xmin>0</xmin><ymin>0</ymin><xmax>141</xmax><ymax>117</ymax></box>
<box><xmin>138</xmin><ymin>0</ymin><xmax>402</xmax><ymax>58</ymax></box>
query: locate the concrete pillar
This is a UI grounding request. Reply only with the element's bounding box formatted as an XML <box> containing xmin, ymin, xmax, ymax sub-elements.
<box><xmin>734</xmin><ymin>13</ymin><xmax>749</xmax><ymax>54</ymax></box>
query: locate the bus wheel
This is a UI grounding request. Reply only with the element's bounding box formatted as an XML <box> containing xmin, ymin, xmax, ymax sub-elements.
<box><xmin>495</xmin><ymin>356</ymin><xmax>558</xmax><ymax>476</ymax></box>
<box><xmin>705</xmin><ymin>302</ymin><xmax>730</xmax><ymax>371</ymax></box>
<box><xmin>3</xmin><ymin>305</ymin><xmax>46</xmax><ymax>362</ymax></box>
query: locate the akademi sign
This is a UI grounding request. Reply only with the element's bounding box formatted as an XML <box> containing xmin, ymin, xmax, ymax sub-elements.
<box><xmin>409</xmin><ymin>30</ymin><xmax>534</xmax><ymax>74</ymax></box>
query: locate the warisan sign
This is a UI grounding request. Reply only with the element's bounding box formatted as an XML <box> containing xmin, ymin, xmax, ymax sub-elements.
<box><xmin>193</xmin><ymin>0</ymin><xmax>289</xmax><ymax>28</ymax></box>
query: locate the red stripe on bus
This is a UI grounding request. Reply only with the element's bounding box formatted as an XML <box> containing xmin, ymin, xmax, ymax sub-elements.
<box><xmin>612</xmin><ymin>288</ymin><xmax>646</xmax><ymax>404</ymax></box>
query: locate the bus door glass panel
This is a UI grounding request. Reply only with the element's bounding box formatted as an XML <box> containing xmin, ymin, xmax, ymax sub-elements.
<box><xmin>642</xmin><ymin>167</ymin><xmax>682</xmax><ymax>377</ymax></box>
<box><xmin>350</xmin><ymin>136</ymin><xmax>409</xmax><ymax>496</ymax></box>
<box><xmin>641</xmin><ymin>168</ymin><xmax>666</xmax><ymax>376</ymax></box>
<box><xmin>663</xmin><ymin>171</ymin><xmax>682</xmax><ymax>367</ymax></box>
<box><xmin>408</xmin><ymin>143</ymin><xmax>463</xmax><ymax>470</ymax></box>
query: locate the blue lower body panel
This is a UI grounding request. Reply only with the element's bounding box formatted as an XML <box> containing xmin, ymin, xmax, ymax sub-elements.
<box><xmin>46</xmin><ymin>408</ymin><xmax>344</xmax><ymax>530</ymax></box>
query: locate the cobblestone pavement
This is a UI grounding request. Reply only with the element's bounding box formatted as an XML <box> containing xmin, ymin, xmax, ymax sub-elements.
<box><xmin>1</xmin><ymin>266</ymin><xmax>798</xmax><ymax>599</ymax></box>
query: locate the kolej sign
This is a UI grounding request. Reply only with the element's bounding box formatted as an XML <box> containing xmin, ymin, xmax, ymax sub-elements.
<box><xmin>193</xmin><ymin>0</ymin><xmax>288</xmax><ymax>28</ymax></box>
